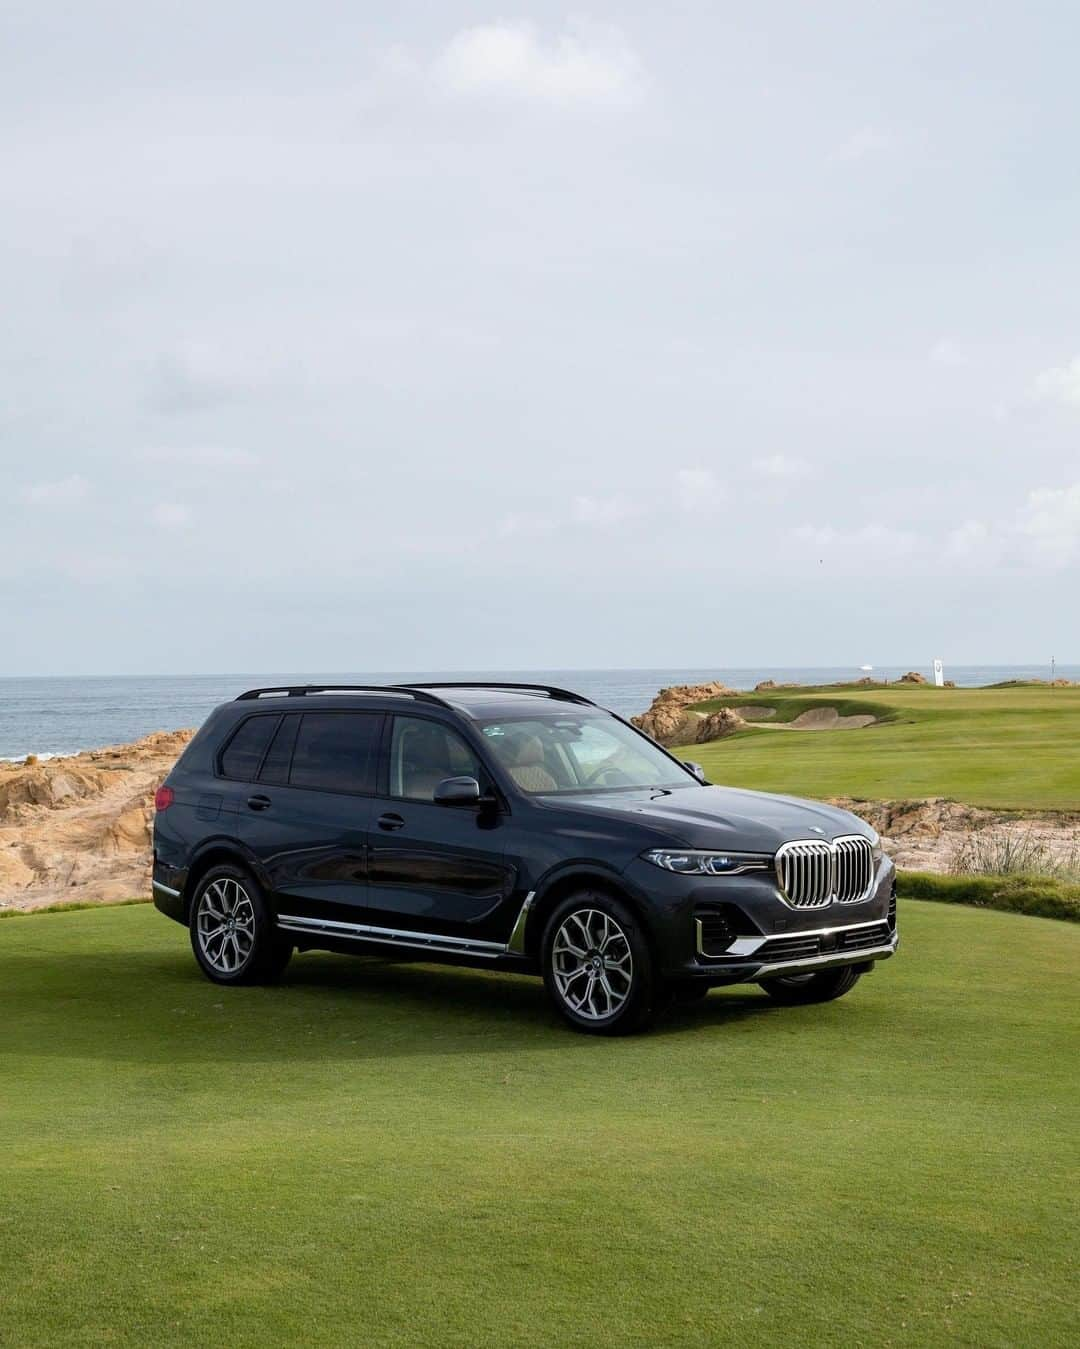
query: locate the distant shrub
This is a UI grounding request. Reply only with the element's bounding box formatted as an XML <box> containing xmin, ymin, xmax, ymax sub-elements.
<box><xmin>900</xmin><ymin>871</ymin><xmax>1080</xmax><ymax>923</ymax></box>
<box><xmin>24</xmin><ymin>754</ymin><xmax>38</xmax><ymax>766</ymax></box>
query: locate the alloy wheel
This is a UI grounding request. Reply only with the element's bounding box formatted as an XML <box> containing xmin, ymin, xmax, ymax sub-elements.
<box><xmin>551</xmin><ymin>908</ymin><xmax>634</xmax><ymax>1021</ymax></box>
<box><xmin>196</xmin><ymin>877</ymin><xmax>256</xmax><ymax>975</ymax></box>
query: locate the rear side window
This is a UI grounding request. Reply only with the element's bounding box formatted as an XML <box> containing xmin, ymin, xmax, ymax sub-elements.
<box><xmin>219</xmin><ymin>716</ymin><xmax>279</xmax><ymax>780</ymax></box>
<box><xmin>258</xmin><ymin>714</ymin><xmax>300</xmax><ymax>785</ymax></box>
<box><xmin>289</xmin><ymin>713</ymin><xmax>381</xmax><ymax>795</ymax></box>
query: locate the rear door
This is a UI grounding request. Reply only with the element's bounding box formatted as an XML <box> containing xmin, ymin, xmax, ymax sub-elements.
<box><xmin>364</xmin><ymin>713</ymin><xmax>517</xmax><ymax>941</ymax></box>
<box><xmin>236</xmin><ymin>710</ymin><xmax>381</xmax><ymax>925</ymax></box>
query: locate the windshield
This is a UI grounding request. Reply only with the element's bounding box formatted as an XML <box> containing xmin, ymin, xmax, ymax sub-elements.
<box><xmin>477</xmin><ymin>713</ymin><xmax>697</xmax><ymax>795</ymax></box>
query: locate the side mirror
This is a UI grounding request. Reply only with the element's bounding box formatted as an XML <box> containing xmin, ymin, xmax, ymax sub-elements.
<box><xmin>433</xmin><ymin>775</ymin><xmax>483</xmax><ymax>807</ymax></box>
<box><xmin>684</xmin><ymin>761</ymin><xmax>708</xmax><ymax>784</ymax></box>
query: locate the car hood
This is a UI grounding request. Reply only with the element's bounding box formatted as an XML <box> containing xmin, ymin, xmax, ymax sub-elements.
<box><xmin>549</xmin><ymin>784</ymin><xmax>871</xmax><ymax>852</ymax></box>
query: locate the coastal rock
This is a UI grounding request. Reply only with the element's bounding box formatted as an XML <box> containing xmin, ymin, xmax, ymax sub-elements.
<box><xmin>0</xmin><ymin>730</ymin><xmax>195</xmax><ymax>912</ymax></box>
<box><xmin>897</xmin><ymin>671</ymin><xmax>928</xmax><ymax>684</ymax></box>
<box><xmin>695</xmin><ymin>709</ymin><xmax>745</xmax><ymax>742</ymax></box>
<box><xmin>828</xmin><ymin>796</ymin><xmax>1080</xmax><ymax>876</ymax></box>
<box><xmin>630</xmin><ymin>680</ymin><xmax>740</xmax><ymax>747</ymax></box>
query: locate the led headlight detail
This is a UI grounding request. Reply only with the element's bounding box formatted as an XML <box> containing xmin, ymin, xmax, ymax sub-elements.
<box><xmin>868</xmin><ymin>829</ymin><xmax>883</xmax><ymax>863</ymax></box>
<box><xmin>643</xmin><ymin>849</ymin><xmax>771</xmax><ymax>876</ymax></box>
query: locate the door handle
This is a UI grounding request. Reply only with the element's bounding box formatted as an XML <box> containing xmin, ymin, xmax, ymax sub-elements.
<box><xmin>247</xmin><ymin>794</ymin><xmax>272</xmax><ymax>812</ymax></box>
<box><xmin>377</xmin><ymin>812</ymin><xmax>406</xmax><ymax>831</ymax></box>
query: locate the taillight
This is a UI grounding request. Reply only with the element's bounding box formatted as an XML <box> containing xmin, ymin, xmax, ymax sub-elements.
<box><xmin>154</xmin><ymin>785</ymin><xmax>175</xmax><ymax>812</ymax></box>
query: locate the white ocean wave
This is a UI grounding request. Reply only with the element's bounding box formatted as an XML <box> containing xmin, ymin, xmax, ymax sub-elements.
<box><xmin>0</xmin><ymin>751</ymin><xmax>68</xmax><ymax>764</ymax></box>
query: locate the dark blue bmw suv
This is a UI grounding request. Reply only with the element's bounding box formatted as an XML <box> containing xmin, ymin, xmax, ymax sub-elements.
<box><xmin>152</xmin><ymin>683</ymin><xmax>897</xmax><ymax>1034</ymax></box>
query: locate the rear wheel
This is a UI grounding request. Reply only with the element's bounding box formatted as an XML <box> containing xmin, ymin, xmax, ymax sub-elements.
<box><xmin>758</xmin><ymin>966</ymin><xmax>861</xmax><ymax>1005</ymax></box>
<box><xmin>189</xmin><ymin>863</ymin><xmax>292</xmax><ymax>986</ymax></box>
<box><xmin>542</xmin><ymin>892</ymin><xmax>661</xmax><ymax>1035</ymax></box>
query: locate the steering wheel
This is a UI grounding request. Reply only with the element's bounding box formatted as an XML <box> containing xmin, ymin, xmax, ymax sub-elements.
<box><xmin>583</xmin><ymin>764</ymin><xmax>634</xmax><ymax>787</ymax></box>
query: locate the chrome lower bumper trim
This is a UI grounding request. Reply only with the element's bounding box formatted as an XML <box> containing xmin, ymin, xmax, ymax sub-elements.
<box><xmin>713</xmin><ymin>914</ymin><xmax>892</xmax><ymax>959</ymax></box>
<box><xmin>152</xmin><ymin>880</ymin><xmax>182</xmax><ymax>900</ymax></box>
<box><xmin>276</xmin><ymin>913</ymin><xmax>508</xmax><ymax>959</ymax></box>
<box><xmin>753</xmin><ymin>937</ymin><xmax>898</xmax><ymax>980</ymax></box>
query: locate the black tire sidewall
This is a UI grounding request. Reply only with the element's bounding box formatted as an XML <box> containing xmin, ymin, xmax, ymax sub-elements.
<box><xmin>188</xmin><ymin>863</ymin><xmax>288</xmax><ymax>986</ymax></box>
<box><xmin>541</xmin><ymin>891</ymin><xmax>658</xmax><ymax>1035</ymax></box>
<box><xmin>759</xmin><ymin>966</ymin><xmax>861</xmax><ymax>1005</ymax></box>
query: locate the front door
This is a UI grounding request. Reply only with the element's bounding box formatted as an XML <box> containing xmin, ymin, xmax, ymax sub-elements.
<box><xmin>237</xmin><ymin>709</ymin><xmax>381</xmax><ymax>924</ymax></box>
<box><xmin>365</xmin><ymin>714</ymin><xmax>517</xmax><ymax>942</ymax></box>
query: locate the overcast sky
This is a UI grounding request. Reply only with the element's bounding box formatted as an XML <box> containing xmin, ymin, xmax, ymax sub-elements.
<box><xmin>2</xmin><ymin>1</ymin><xmax>1078</xmax><ymax>675</ymax></box>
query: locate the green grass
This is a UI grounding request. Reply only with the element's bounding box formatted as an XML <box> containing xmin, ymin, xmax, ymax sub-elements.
<box><xmin>2</xmin><ymin>903</ymin><xmax>1078</xmax><ymax>1347</ymax></box>
<box><xmin>685</xmin><ymin>684</ymin><xmax>1080</xmax><ymax>810</ymax></box>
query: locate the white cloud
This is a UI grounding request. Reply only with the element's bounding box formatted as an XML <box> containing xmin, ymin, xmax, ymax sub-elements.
<box><xmin>496</xmin><ymin>511</ymin><xmax>556</xmax><ymax>539</ymax></box>
<box><xmin>435</xmin><ymin>20</ymin><xmax>644</xmax><ymax>105</ymax></box>
<box><xmin>152</xmin><ymin>503</ymin><xmax>192</xmax><ymax>529</ymax></box>
<box><xmin>794</xmin><ymin>523</ymin><xmax>921</xmax><ymax>561</ymax></box>
<box><xmin>1017</xmin><ymin>482</ymin><xmax>1080</xmax><ymax>567</ymax></box>
<box><xmin>752</xmin><ymin>454</ymin><xmax>810</xmax><ymax>480</ymax></box>
<box><xmin>1033</xmin><ymin>356</ymin><xmax>1080</xmax><ymax>408</ymax></box>
<box><xmin>831</xmin><ymin>125</ymin><xmax>890</xmax><ymax>162</ymax></box>
<box><xmin>18</xmin><ymin>475</ymin><xmax>89</xmax><ymax>506</ymax></box>
<box><xmin>930</xmin><ymin>339</ymin><xmax>971</xmax><ymax>368</ymax></box>
<box><xmin>571</xmin><ymin>494</ymin><xmax>640</xmax><ymax>526</ymax></box>
<box><xmin>142</xmin><ymin>446</ymin><xmax>260</xmax><ymax>468</ymax></box>
<box><xmin>674</xmin><ymin>468</ymin><xmax>725</xmax><ymax>512</ymax></box>
<box><xmin>947</xmin><ymin>519</ymin><xmax>992</xmax><ymax>559</ymax></box>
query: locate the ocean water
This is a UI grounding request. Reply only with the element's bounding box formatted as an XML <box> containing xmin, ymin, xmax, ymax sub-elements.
<box><xmin>0</xmin><ymin>665</ymin><xmax>1075</xmax><ymax>762</ymax></box>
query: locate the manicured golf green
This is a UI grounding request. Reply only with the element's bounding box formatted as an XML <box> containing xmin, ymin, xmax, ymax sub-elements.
<box><xmin>3</xmin><ymin>901</ymin><xmax>1077</xmax><ymax>1347</ymax></box>
<box><xmin>687</xmin><ymin>684</ymin><xmax>1080</xmax><ymax>810</ymax></box>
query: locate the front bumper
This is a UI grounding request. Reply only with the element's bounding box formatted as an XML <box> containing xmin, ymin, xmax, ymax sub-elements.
<box><xmin>624</xmin><ymin>853</ymin><xmax>898</xmax><ymax>983</ymax></box>
<box><xmin>694</xmin><ymin>917</ymin><xmax>898</xmax><ymax>983</ymax></box>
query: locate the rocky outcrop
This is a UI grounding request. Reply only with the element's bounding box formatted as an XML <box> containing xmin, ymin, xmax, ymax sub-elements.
<box><xmin>0</xmin><ymin>730</ymin><xmax>194</xmax><ymax>912</ymax></box>
<box><xmin>631</xmin><ymin>681</ymin><xmax>740</xmax><ymax>747</ymax></box>
<box><xmin>828</xmin><ymin>796</ymin><xmax>1080</xmax><ymax>875</ymax></box>
<box><xmin>898</xmin><ymin>671</ymin><xmax>928</xmax><ymax>684</ymax></box>
<box><xmin>694</xmin><ymin>708</ymin><xmax>745</xmax><ymax>742</ymax></box>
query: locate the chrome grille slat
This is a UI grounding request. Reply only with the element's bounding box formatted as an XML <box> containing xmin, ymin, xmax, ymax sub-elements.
<box><xmin>774</xmin><ymin>836</ymin><xmax>875</xmax><ymax>908</ymax></box>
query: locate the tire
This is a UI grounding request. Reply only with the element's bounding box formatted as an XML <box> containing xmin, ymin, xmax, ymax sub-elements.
<box><xmin>541</xmin><ymin>891</ymin><xmax>661</xmax><ymax>1035</ymax></box>
<box><xmin>189</xmin><ymin>863</ymin><xmax>293</xmax><ymax>986</ymax></box>
<box><xmin>758</xmin><ymin>965</ymin><xmax>862</xmax><ymax>1005</ymax></box>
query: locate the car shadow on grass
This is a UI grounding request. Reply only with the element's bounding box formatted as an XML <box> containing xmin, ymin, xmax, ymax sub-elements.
<box><xmin>3</xmin><ymin>946</ymin><xmax>781</xmax><ymax>1063</ymax></box>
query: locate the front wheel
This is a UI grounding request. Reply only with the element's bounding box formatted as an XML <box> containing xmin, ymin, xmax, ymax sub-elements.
<box><xmin>541</xmin><ymin>893</ymin><xmax>661</xmax><ymax>1035</ymax></box>
<box><xmin>758</xmin><ymin>965</ymin><xmax>861</xmax><ymax>1005</ymax></box>
<box><xmin>189</xmin><ymin>864</ymin><xmax>292</xmax><ymax>986</ymax></box>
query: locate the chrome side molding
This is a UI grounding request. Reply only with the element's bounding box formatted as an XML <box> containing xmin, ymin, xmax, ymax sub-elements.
<box><xmin>276</xmin><ymin>913</ymin><xmax>509</xmax><ymax>959</ymax></box>
<box><xmin>506</xmin><ymin>891</ymin><xmax>536</xmax><ymax>955</ymax></box>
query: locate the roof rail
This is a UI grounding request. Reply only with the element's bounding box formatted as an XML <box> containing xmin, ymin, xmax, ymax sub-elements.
<box><xmin>235</xmin><ymin>684</ymin><xmax>450</xmax><ymax>706</ymax></box>
<box><xmin>394</xmin><ymin>682</ymin><xmax>596</xmax><ymax>707</ymax></box>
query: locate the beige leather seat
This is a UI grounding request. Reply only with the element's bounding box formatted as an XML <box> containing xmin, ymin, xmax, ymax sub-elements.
<box><xmin>506</xmin><ymin>734</ymin><xmax>558</xmax><ymax>793</ymax></box>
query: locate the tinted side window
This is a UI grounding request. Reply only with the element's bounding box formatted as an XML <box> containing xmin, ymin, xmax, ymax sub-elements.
<box><xmin>258</xmin><ymin>713</ymin><xmax>300</xmax><ymax>785</ymax></box>
<box><xmin>290</xmin><ymin>713</ymin><xmax>381</xmax><ymax>795</ymax></box>
<box><xmin>220</xmin><ymin>716</ymin><xmax>280</xmax><ymax>781</ymax></box>
<box><xmin>390</xmin><ymin>716</ymin><xmax>483</xmax><ymax>802</ymax></box>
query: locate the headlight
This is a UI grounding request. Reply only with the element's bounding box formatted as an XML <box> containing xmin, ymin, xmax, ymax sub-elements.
<box><xmin>868</xmin><ymin>829</ymin><xmax>883</xmax><ymax>863</ymax></box>
<box><xmin>643</xmin><ymin>849</ymin><xmax>770</xmax><ymax>876</ymax></box>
